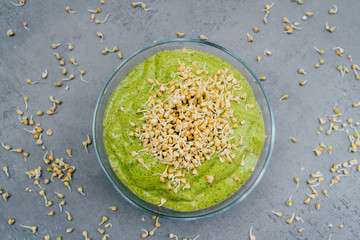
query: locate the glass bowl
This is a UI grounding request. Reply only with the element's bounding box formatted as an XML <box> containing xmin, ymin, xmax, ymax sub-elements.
<box><xmin>93</xmin><ymin>39</ymin><xmax>275</xmax><ymax>220</ymax></box>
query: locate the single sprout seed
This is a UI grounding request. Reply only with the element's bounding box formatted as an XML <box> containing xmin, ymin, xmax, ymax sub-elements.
<box><xmin>247</xmin><ymin>33</ymin><xmax>253</xmax><ymax>42</ymax></box>
<box><xmin>66</xmin><ymin>149</ymin><xmax>72</xmax><ymax>157</ymax></box>
<box><xmin>315</xmin><ymin>202</ymin><xmax>320</xmax><ymax>210</ymax></box>
<box><xmin>298</xmin><ymin>68</ymin><xmax>306</xmax><ymax>74</ymax></box>
<box><xmin>62</xmin><ymin>73</ymin><xmax>75</xmax><ymax>81</ymax></box>
<box><xmin>10</xmin><ymin>0</ymin><xmax>25</xmax><ymax>7</ymax></box>
<box><xmin>177</xmin><ymin>32</ymin><xmax>184</xmax><ymax>38</ymax></box>
<box><xmin>80</xmin><ymin>70</ymin><xmax>88</xmax><ymax>83</ymax></box>
<box><xmin>23</xmin><ymin>22</ymin><xmax>30</xmax><ymax>31</ymax></box>
<box><xmin>19</xmin><ymin>224</ymin><xmax>37</xmax><ymax>233</ymax></box>
<box><xmin>314</xmin><ymin>46</ymin><xmax>325</xmax><ymax>55</ymax></box>
<box><xmin>69</xmin><ymin>58</ymin><xmax>78</xmax><ymax>65</ymax></box>
<box><xmin>24</xmin><ymin>96</ymin><xmax>29</xmax><ymax>110</ymax></box>
<box><xmin>67</xmin><ymin>43</ymin><xmax>74</xmax><ymax>51</ymax></box>
<box><xmin>279</xmin><ymin>94</ymin><xmax>288</xmax><ymax>101</ymax></box>
<box><xmin>286</xmin><ymin>195</ymin><xmax>292</xmax><ymax>206</ymax></box>
<box><xmin>141</xmin><ymin>228</ymin><xmax>149</xmax><ymax>238</ymax></box>
<box><xmin>88</xmin><ymin>7</ymin><xmax>101</xmax><ymax>13</ymax></box>
<box><xmin>77</xmin><ymin>186</ymin><xmax>85</xmax><ymax>196</ymax></box>
<box><xmin>140</xmin><ymin>3</ymin><xmax>150</xmax><ymax>10</ymax></box>
<box><xmin>294</xmin><ymin>177</ymin><xmax>300</xmax><ymax>187</ymax></box>
<box><xmin>8</xmin><ymin>218</ymin><xmax>15</xmax><ymax>225</ymax></box>
<box><xmin>249</xmin><ymin>226</ymin><xmax>256</xmax><ymax>240</ymax></box>
<box><xmin>65</xmin><ymin>6</ymin><xmax>77</xmax><ymax>13</ymax></box>
<box><xmin>46</xmin><ymin>129</ymin><xmax>52</xmax><ymax>136</ymax></box>
<box><xmin>54</xmin><ymin>192</ymin><xmax>64</xmax><ymax>199</ymax></box>
<box><xmin>328</xmin><ymin>5</ymin><xmax>338</xmax><ymax>14</ymax></box>
<box><xmin>299</xmin><ymin>80</ymin><xmax>308</xmax><ymax>86</ymax></box>
<box><xmin>97</xmin><ymin>32</ymin><xmax>104</xmax><ymax>42</ymax></box>
<box><xmin>7</xmin><ymin>29</ymin><xmax>15</xmax><ymax>36</ymax></box>
<box><xmin>3</xmin><ymin>192</ymin><xmax>10</xmax><ymax>201</ymax></box>
<box><xmin>199</xmin><ymin>35</ymin><xmax>208</xmax><ymax>40</ymax></box>
<box><xmin>117</xmin><ymin>52</ymin><xmax>123</xmax><ymax>59</ymax></box>
<box><xmin>1</xmin><ymin>142</ymin><xmax>12</xmax><ymax>151</ymax></box>
<box><xmin>51</xmin><ymin>43</ymin><xmax>61</xmax><ymax>49</ymax></box>
<box><xmin>95</xmin><ymin>13</ymin><xmax>110</xmax><ymax>24</ymax></box>
<box><xmin>264</xmin><ymin>50</ymin><xmax>272</xmax><ymax>56</ymax></box>
<box><xmin>109</xmin><ymin>206</ymin><xmax>118</xmax><ymax>211</ymax></box>
<box><xmin>65</xmin><ymin>210</ymin><xmax>72</xmax><ymax>221</ymax></box>
<box><xmin>99</xmin><ymin>216</ymin><xmax>109</xmax><ymax>225</ymax></box>
<box><xmin>271</xmin><ymin>210</ymin><xmax>282</xmax><ymax>217</ymax></box>
<box><xmin>256</xmin><ymin>56</ymin><xmax>261</xmax><ymax>63</ymax></box>
<box><xmin>54</xmin><ymin>53</ymin><xmax>62</xmax><ymax>60</ymax></box>
<box><xmin>286</xmin><ymin>213</ymin><xmax>295</xmax><ymax>224</ymax></box>
<box><xmin>3</xmin><ymin>166</ymin><xmax>9</xmax><ymax>177</ymax></box>
<box><xmin>159</xmin><ymin>198</ymin><xmax>166</xmax><ymax>207</ymax></box>
<box><xmin>322</xmin><ymin>189</ymin><xmax>329</xmax><ymax>197</ymax></box>
<box><xmin>90</xmin><ymin>14</ymin><xmax>95</xmax><ymax>22</ymax></box>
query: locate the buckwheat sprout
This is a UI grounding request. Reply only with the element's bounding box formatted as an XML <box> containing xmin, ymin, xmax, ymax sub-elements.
<box><xmin>141</xmin><ymin>2</ymin><xmax>150</xmax><ymax>10</ymax></box>
<box><xmin>88</xmin><ymin>7</ymin><xmax>101</xmax><ymax>13</ymax></box>
<box><xmin>65</xmin><ymin>210</ymin><xmax>72</xmax><ymax>221</ymax></box>
<box><xmin>249</xmin><ymin>226</ymin><xmax>256</xmax><ymax>240</ymax></box>
<box><xmin>69</xmin><ymin>58</ymin><xmax>78</xmax><ymax>65</ymax></box>
<box><xmin>199</xmin><ymin>35</ymin><xmax>208</xmax><ymax>40</ymax></box>
<box><xmin>7</xmin><ymin>29</ymin><xmax>15</xmax><ymax>36</ymax></box>
<box><xmin>24</xmin><ymin>96</ymin><xmax>28</xmax><ymax>110</ymax></box>
<box><xmin>41</xmin><ymin>69</ymin><xmax>48</xmax><ymax>79</ymax></box>
<box><xmin>158</xmin><ymin>198</ymin><xmax>166</xmax><ymax>206</ymax></box>
<box><xmin>95</xmin><ymin>13</ymin><xmax>110</xmax><ymax>24</ymax></box>
<box><xmin>34</xmin><ymin>180</ymin><xmax>44</xmax><ymax>189</ymax></box>
<box><xmin>67</xmin><ymin>43</ymin><xmax>74</xmax><ymax>51</ymax></box>
<box><xmin>51</xmin><ymin>43</ymin><xmax>61</xmax><ymax>49</ymax></box>
<box><xmin>141</xmin><ymin>228</ymin><xmax>148</xmax><ymax>238</ymax></box>
<box><xmin>22</xmin><ymin>22</ymin><xmax>30</xmax><ymax>31</ymax></box>
<box><xmin>77</xmin><ymin>186</ymin><xmax>85</xmax><ymax>196</ymax></box>
<box><xmin>19</xmin><ymin>224</ymin><xmax>37</xmax><ymax>233</ymax></box>
<box><xmin>3</xmin><ymin>166</ymin><xmax>9</xmax><ymax>177</ymax></box>
<box><xmin>329</xmin><ymin>5</ymin><xmax>338</xmax><ymax>14</ymax></box>
<box><xmin>169</xmin><ymin>233</ymin><xmax>178</xmax><ymax>240</ymax></box>
<box><xmin>96</xmin><ymin>32</ymin><xmax>104</xmax><ymax>42</ymax></box>
<box><xmin>10</xmin><ymin>0</ymin><xmax>25</xmax><ymax>7</ymax></box>
<box><xmin>62</xmin><ymin>74</ymin><xmax>75</xmax><ymax>81</ymax></box>
<box><xmin>58</xmin><ymin>66</ymin><xmax>67</xmax><ymax>75</ymax></box>
<box><xmin>65</xmin><ymin>6</ymin><xmax>77</xmax><ymax>13</ymax></box>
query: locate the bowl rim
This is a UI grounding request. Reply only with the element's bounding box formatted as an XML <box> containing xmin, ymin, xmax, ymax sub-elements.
<box><xmin>93</xmin><ymin>38</ymin><xmax>275</xmax><ymax>220</ymax></box>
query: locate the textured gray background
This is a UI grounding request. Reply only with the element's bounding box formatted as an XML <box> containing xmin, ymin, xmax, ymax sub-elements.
<box><xmin>1</xmin><ymin>0</ymin><xmax>360</xmax><ymax>239</ymax></box>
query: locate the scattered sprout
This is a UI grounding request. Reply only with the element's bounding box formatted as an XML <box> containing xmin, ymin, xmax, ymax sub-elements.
<box><xmin>7</xmin><ymin>29</ymin><xmax>15</xmax><ymax>36</ymax></box>
<box><xmin>19</xmin><ymin>224</ymin><xmax>37</xmax><ymax>233</ymax></box>
<box><xmin>65</xmin><ymin>6</ymin><xmax>77</xmax><ymax>14</ymax></box>
<box><xmin>199</xmin><ymin>35</ymin><xmax>208</xmax><ymax>40</ymax></box>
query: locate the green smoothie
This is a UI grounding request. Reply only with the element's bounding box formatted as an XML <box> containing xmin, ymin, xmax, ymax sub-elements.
<box><xmin>103</xmin><ymin>49</ymin><xmax>265</xmax><ymax>211</ymax></box>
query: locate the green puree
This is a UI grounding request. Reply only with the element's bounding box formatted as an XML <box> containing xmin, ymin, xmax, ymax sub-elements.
<box><xmin>103</xmin><ymin>49</ymin><xmax>265</xmax><ymax>211</ymax></box>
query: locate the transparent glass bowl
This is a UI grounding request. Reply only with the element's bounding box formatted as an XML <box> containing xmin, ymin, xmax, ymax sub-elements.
<box><xmin>93</xmin><ymin>39</ymin><xmax>275</xmax><ymax>220</ymax></box>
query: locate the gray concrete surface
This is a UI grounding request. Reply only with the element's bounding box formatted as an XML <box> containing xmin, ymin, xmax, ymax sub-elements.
<box><xmin>1</xmin><ymin>0</ymin><xmax>360</xmax><ymax>239</ymax></box>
